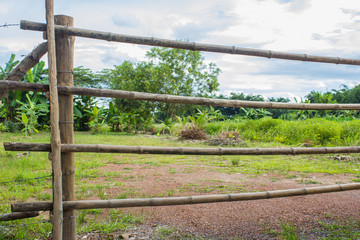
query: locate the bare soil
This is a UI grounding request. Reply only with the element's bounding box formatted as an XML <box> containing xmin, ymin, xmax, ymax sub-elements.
<box><xmin>79</xmin><ymin>159</ymin><xmax>360</xmax><ymax>239</ymax></box>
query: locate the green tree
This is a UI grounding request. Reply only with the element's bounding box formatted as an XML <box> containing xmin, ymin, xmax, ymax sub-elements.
<box><xmin>332</xmin><ymin>84</ymin><xmax>360</xmax><ymax>104</ymax></box>
<box><xmin>103</xmin><ymin>60</ymin><xmax>157</xmax><ymax>124</ymax></box>
<box><xmin>146</xmin><ymin>47</ymin><xmax>220</xmax><ymax>119</ymax></box>
<box><xmin>103</xmin><ymin>47</ymin><xmax>220</xmax><ymax>128</ymax></box>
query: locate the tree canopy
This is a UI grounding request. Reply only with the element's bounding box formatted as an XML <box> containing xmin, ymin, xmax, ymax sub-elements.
<box><xmin>102</xmin><ymin>47</ymin><xmax>221</xmax><ymax>122</ymax></box>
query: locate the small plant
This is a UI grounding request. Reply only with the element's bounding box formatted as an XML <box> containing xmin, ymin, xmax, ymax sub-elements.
<box><xmin>15</xmin><ymin>93</ymin><xmax>49</xmax><ymax>136</ymax></box>
<box><xmin>77</xmin><ymin>209</ymin><xmax>90</xmax><ymax>225</ymax></box>
<box><xmin>316</xmin><ymin>219</ymin><xmax>360</xmax><ymax>239</ymax></box>
<box><xmin>231</xmin><ymin>158</ymin><xmax>240</xmax><ymax>166</ymax></box>
<box><xmin>279</xmin><ymin>221</ymin><xmax>303</xmax><ymax>240</ymax></box>
<box><xmin>85</xmin><ymin>104</ymin><xmax>106</xmax><ymax>134</ymax></box>
<box><xmin>95</xmin><ymin>184</ymin><xmax>108</xmax><ymax>200</ymax></box>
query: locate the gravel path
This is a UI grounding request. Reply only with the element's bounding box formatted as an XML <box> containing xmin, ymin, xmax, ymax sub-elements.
<box><xmin>78</xmin><ymin>161</ymin><xmax>360</xmax><ymax>239</ymax></box>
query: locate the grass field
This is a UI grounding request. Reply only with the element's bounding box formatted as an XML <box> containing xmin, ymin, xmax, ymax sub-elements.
<box><xmin>1</xmin><ymin>131</ymin><xmax>360</xmax><ymax>239</ymax></box>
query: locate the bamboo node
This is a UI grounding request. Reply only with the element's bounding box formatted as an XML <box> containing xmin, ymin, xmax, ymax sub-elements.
<box><xmin>268</xmin><ymin>50</ymin><xmax>273</xmax><ymax>59</ymax></box>
<box><xmin>290</xmin><ymin>148</ymin><xmax>295</xmax><ymax>155</ymax></box>
<box><xmin>138</xmin><ymin>146</ymin><xmax>143</xmax><ymax>154</ymax></box>
<box><xmin>339</xmin><ymin>184</ymin><xmax>344</xmax><ymax>191</ymax></box>
<box><xmin>232</xmin><ymin>46</ymin><xmax>237</xmax><ymax>54</ymax></box>
<box><xmin>336</xmin><ymin>57</ymin><xmax>341</xmax><ymax>64</ymax></box>
<box><xmin>268</xmin><ymin>102</ymin><xmax>273</xmax><ymax>109</ymax></box>
<box><xmin>192</xmin><ymin>42</ymin><xmax>196</xmax><ymax>51</ymax></box>
<box><xmin>219</xmin><ymin>147</ymin><xmax>224</xmax><ymax>155</ymax></box>
<box><xmin>107</xmin><ymin>33</ymin><xmax>112</xmax><ymax>42</ymax></box>
<box><xmin>265</xmin><ymin>191</ymin><xmax>270</xmax><ymax>198</ymax></box>
<box><xmin>303</xmin><ymin>54</ymin><xmax>307</xmax><ymax>61</ymax></box>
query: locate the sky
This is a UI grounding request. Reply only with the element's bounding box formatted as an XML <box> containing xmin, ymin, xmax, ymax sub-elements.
<box><xmin>1</xmin><ymin>0</ymin><xmax>360</xmax><ymax>100</ymax></box>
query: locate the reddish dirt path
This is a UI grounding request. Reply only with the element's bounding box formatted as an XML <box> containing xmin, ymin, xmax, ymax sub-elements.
<box><xmin>88</xmin><ymin>162</ymin><xmax>360</xmax><ymax>239</ymax></box>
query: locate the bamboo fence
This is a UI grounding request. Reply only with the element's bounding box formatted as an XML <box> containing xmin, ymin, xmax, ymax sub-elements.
<box><xmin>11</xmin><ymin>183</ymin><xmax>360</xmax><ymax>212</ymax></box>
<box><xmin>3</xmin><ymin>9</ymin><xmax>360</xmax><ymax>240</ymax></box>
<box><xmin>46</xmin><ymin>1</ymin><xmax>63</xmax><ymax>239</ymax></box>
<box><xmin>20</xmin><ymin>20</ymin><xmax>360</xmax><ymax>66</ymax></box>
<box><xmin>4</xmin><ymin>142</ymin><xmax>360</xmax><ymax>155</ymax></box>
<box><xmin>2</xmin><ymin>80</ymin><xmax>360</xmax><ymax>111</ymax></box>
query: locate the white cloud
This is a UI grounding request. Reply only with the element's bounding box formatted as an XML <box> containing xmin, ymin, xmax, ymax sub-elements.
<box><xmin>1</xmin><ymin>0</ymin><xmax>360</xmax><ymax>99</ymax></box>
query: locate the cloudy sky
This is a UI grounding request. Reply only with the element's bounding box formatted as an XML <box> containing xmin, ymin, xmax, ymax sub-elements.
<box><xmin>1</xmin><ymin>0</ymin><xmax>360</xmax><ymax>100</ymax></box>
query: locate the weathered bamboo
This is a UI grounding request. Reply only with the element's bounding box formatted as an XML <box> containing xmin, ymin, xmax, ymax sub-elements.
<box><xmin>46</xmin><ymin>2</ymin><xmax>63</xmax><ymax>240</ymax></box>
<box><xmin>0</xmin><ymin>42</ymin><xmax>48</xmax><ymax>99</ymax></box>
<box><xmin>4</xmin><ymin>142</ymin><xmax>360</xmax><ymax>155</ymax></box>
<box><xmin>55</xmin><ymin>15</ymin><xmax>76</xmax><ymax>240</ymax></box>
<box><xmin>11</xmin><ymin>183</ymin><xmax>360</xmax><ymax>212</ymax></box>
<box><xmin>0</xmin><ymin>211</ymin><xmax>39</xmax><ymax>221</ymax></box>
<box><xmin>2</xmin><ymin>80</ymin><xmax>360</xmax><ymax>111</ymax></box>
<box><xmin>20</xmin><ymin>20</ymin><xmax>360</xmax><ymax>66</ymax></box>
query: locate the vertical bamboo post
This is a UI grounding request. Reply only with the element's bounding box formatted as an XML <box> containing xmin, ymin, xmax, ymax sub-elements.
<box><xmin>46</xmin><ymin>1</ymin><xmax>63</xmax><ymax>239</ymax></box>
<box><xmin>54</xmin><ymin>14</ymin><xmax>76</xmax><ymax>240</ymax></box>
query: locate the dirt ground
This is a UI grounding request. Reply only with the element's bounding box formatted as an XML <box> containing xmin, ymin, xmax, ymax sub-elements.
<box><xmin>77</xmin><ymin>159</ymin><xmax>360</xmax><ymax>239</ymax></box>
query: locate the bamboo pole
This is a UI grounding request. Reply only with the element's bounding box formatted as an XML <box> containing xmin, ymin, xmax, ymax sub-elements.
<box><xmin>46</xmin><ymin>1</ymin><xmax>63</xmax><ymax>240</ymax></box>
<box><xmin>0</xmin><ymin>211</ymin><xmax>39</xmax><ymax>221</ymax></box>
<box><xmin>4</xmin><ymin>142</ymin><xmax>360</xmax><ymax>155</ymax></box>
<box><xmin>0</xmin><ymin>42</ymin><xmax>48</xmax><ymax>100</ymax></box>
<box><xmin>54</xmin><ymin>15</ymin><xmax>76</xmax><ymax>240</ymax></box>
<box><xmin>11</xmin><ymin>183</ymin><xmax>360</xmax><ymax>212</ymax></box>
<box><xmin>2</xmin><ymin>80</ymin><xmax>360</xmax><ymax>111</ymax></box>
<box><xmin>20</xmin><ymin>20</ymin><xmax>360</xmax><ymax>66</ymax></box>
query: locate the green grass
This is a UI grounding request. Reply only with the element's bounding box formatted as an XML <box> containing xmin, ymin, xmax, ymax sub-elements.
<box><xmin>1</xmin><ymin>130</ymin><xmax>360</xmax><ymax>239</ymax></box>
<box><xmin>316</xmin><ymin>219</ymin><xmax>360</xmax><ymax>239</ymax></box>
<box><xmin>204</xmin><ymin>118</ymin><xmax>360</xmax><ymax>146</ymax></box>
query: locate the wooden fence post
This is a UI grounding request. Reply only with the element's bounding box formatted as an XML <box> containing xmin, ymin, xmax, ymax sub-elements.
<box><xmin>46</xmin><ymin>1</ymin><xmax>63</xmax><ymax>239</ymax></box>
<box><xmin>55</xmin><ymin>14</ymin><xmax>76</xmax><ymax>240</ymax></box>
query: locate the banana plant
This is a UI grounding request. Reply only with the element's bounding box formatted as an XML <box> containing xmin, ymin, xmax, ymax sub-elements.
<box><xmin>0</xmin><ymin>54</ymin><xmax>19</xmax><ymax>79</ymax></box>
<box><xmin>187</xmin><ymin>108</ymin><xmax>218</xmax><ymax>129</ymax></box>
<box><xmin>85</xmin><ymin>104</ymin><xmax>106</xmax><ymax>133</ymax></box>
<box><xmin>15</xmin><ymin>93</ymin><xmax>49</xmax><ymax>136</ymax></box>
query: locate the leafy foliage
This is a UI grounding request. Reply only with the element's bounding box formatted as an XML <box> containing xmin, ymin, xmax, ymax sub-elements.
<box><xmin>1</xmin><ymin>55</ymin><xmax>49</xmax><ymax>131</ymax></box>
<box><xmin>103</xmin><ymin>47</ymin><xmax>220</xmax><ymax>130</ymax></box>
<box><xmin>15</xmin><ymin>93</ymin><xmax>49</xmax><ymax>136</ymax></box>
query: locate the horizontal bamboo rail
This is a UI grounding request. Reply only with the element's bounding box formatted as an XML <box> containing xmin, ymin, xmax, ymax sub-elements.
<box><xmin>20</xmin><ymin>20</ymin><xmax>360</xmax><ymax>66</ymax></box>
<box><xmin>4</xmin><ymin>142</ymin><xmax>360</xmax><ymax>155</ymax></box>
<box><xmin>2</xmin><ymin>80</ymin><xmax>360</xmax><ymax>110</ymax></box>
<box><xmin>0</xmin><ymin>211</ymin><xmax>39</xmax><ymax>221</ymax></box>
<box><xmin>11</xmin><ymin>183</ymin><xmax>360</xmax><ymax>212</ymax></box>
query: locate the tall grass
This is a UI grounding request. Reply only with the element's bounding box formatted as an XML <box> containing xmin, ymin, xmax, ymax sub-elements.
<box><xmin>204</xmin><ymin>118</ymin><xmax>360</xmax><ymax>146</ymax></box>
